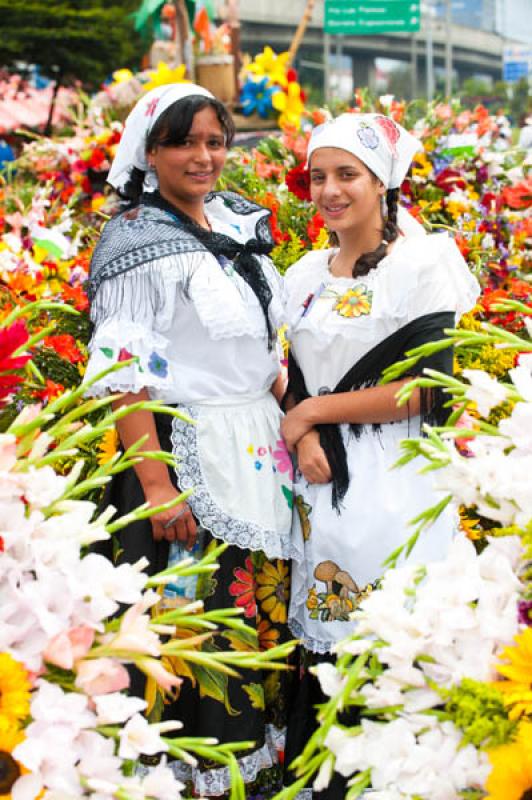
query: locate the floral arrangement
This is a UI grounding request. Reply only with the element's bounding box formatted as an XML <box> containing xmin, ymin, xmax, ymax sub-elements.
<box><xmin>276</xmin><ymin>314</ymin><xmax>532</xmax><ymax>799</ymax></box>
<box><xmin>239</xmin><ymin>47</ymin><xmax>306</xmax><ymax>129</ymax></box>
<box><xmin>0</xmin><ymin>304</ymin><xmax>293</xmax><ymax>800</ymax></box>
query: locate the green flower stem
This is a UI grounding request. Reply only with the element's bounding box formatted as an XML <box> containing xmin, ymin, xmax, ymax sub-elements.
<box><xmin>106</xmin><ymin>488</ymin><xmax>194</xmax><ymax>534</ymax></box>
<box><xmin>0</xmin><ymin>299</ymin><xmax>78</xmax><ymax>330</ymax></box>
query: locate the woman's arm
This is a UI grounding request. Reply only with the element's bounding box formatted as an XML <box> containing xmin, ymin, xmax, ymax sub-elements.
<box><xmin>113</xmin><ymin>389</ymin><xmax>196</xmax><ymax>548</ymax></box>
<box><xmin>281</xmin><ymin>379</ymin><xmax>420</xmax><ymax>451</ymax></box>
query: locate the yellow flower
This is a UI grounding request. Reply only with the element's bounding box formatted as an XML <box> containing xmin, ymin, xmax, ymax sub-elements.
<box><xmin>272</xmin><ymin>82</ymin><xmax>305</xmax><ymax>130</ymax></box>
<box><xmin>458</xmin><ymin>508</ymin><xmax>482</xmax><ymax>540</ymax></box>
<box><xmin>277</xmin><ymin>324</ymin><xmax>289</xmax><ymax>359</ymax></box>
<box><xmin>97</xmin><ymin>428</ymin><xmax>120</xmax><ymax>466</ymax></box>
<box><xmin>418</xmin><ymin>198</ymin><xmax>442</xmax><ymax>213</ymax></box>
<box><xmin>246</xmin><ymin>46</ymin><xmax>290</xmax><ymax>88</ymax></box>
<box><xmin>306</xmin><ymin>586</ymin><xmax>319</xmax><ymax>610</ymax></box>
<box><xmin>411</xmin><ymin>151</ymin><xmax>433</xmax><ymax>178</ymax></box>
<box><xmin>256</xmin><ymin>560</ymin><xmax>290</xmax><ymax>623</ymax></box>
<box><xmin>111</xmin><ymin>68</ymin><xmax>134</xmax><ymax>85</ymax></box>
<box><xmin>485</xmin><ymin>721</ymin><xmax>532</xmax><ymax>800</ymax></box>
<box><xmin>0</xmin><ymin>722</ymin><xmax>28</xmax><ymax>799</ymax></box>
<box><xmin>312</xmin><ymin>227</ymin><xmax>330</xmax><ymax>250</ymax></box>
<box><xmin>0</xmin><ymin>654</ymin><xmax>31</xmax><ymax>729</ymax></box>
<box><xmin>494</xmin><ymin>628</ymin><xmax>532</xmax><ymax>719</ymax></box>
<box><xmin>334</xmin><ymin>286</ymin><xmax>372</xmax><ymax>318</ymax></box>
<box><xmin>143</xmin><ymin>62</ymin><xmax>190</xmax><ymax>92</ymax></box>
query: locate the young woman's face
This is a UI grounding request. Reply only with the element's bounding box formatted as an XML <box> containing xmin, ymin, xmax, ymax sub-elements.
<box><xmin>309</xmin><ymin>148</ymin><xmax>385</xmax><ymax>235</ymax></box>
<box><xmin>148</xmin><ymin>105</ymin><xmax>227</xmax><ymax>210</ymax></box>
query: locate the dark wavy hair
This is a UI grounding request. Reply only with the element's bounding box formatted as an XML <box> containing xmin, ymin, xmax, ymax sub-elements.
<box><xmin>118</xmin><ymin>95</ymin><xmax>235</xmax><ymax>208</ymax></box>
<box><xmin>328</xmin><ymin>186</ymin><xmax>400</xmax><ymax>277</ymax></box>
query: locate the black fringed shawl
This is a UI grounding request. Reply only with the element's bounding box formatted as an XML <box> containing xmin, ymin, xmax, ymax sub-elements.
<box><xmin>88</xmin><ymin>190</ymin><xmax>277</xmax><ymax>348</ymax></box>
<box><xmin>288</xmin><ymin>311</ymin><xmax>455</xmax><ymax>511</ymax></box>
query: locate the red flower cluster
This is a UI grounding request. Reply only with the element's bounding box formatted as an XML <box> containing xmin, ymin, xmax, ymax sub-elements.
<box><xmin>43</xmin><ymin>334</ymin><xmax>84</xmax><ymax>364</ymax></box>
<box><xmin>434</xmin><ymin>168</ymin><xmax>467</xmax><ymax>193</ymax></box>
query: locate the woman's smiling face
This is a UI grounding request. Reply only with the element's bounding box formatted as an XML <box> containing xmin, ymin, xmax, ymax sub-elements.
<box><xmin>148</xmin><ymin>105</ymin><xmax>227</xmax><ymax>213</ymax></box>
<box><xmin>309</xmin><ymin>147</ymin><xmax>385</xmax><ymax>235</ymax></box>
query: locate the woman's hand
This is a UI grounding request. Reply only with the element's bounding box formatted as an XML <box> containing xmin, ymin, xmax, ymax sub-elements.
<box><xmin>296</xmin><ymin>430</ymin><xmax>332</xmax><ymax>484</ymax></box>
<box><xmin>281</xmin><ymin>399</ymin><xmax>315</xmax><ymax>451</ymax></box>
<box><xmin>144</xmin><ymin>483</ymin><xmax>197</xmax><ymax>549</ymax></box>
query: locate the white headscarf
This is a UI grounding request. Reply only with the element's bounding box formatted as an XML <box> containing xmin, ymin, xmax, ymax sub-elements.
<box><xmin>107</xmin><ymin>83</ymin><xmax>214</xmax><ymax>192</ymax></box>
<box><xmin>307</xmin><ymin>112</ymin><xmax>422</xmax><ymax>190</ymax></box>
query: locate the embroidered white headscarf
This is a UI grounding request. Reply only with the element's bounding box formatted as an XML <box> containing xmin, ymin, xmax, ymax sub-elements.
<box><xmin>307</xmin><ymin>112</ymin><xmax>422</xmax><ymax>190</ymax></box>
<box><xmin>107</xmin><ymin>83</ymin><xmax>214</xmax><ymax>192</ymax></box>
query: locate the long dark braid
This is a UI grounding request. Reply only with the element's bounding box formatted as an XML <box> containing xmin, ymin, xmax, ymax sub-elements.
<box><xmin>120</xmin><ymin>166</ymin><xmax>146</xmax><ymax>208</ymax></box>
<box><xmin>328</xmin><ymin>188</ymin><xmax>400</xmax><ymax>277</ymax></box>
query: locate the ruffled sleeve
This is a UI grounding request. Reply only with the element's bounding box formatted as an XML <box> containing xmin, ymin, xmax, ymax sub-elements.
<box><xmin>405</xmin><ymin>233</ymin><xmax>480</xmax><ymax>323</ymax></box>
<box><xmin>85</xmin><ymin>260</ymin><xmax>186</xmax><ymax>397</ymax></box>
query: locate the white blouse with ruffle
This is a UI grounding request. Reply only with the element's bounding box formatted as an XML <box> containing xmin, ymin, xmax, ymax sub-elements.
<box><xmin>85</xmin><ymin>195</ymin><xmax>285</xmax><ymax>402</ymax></box>
<box><xmin>284</xmin><ymin>233</ymin><xmax>480</xmax><ymax>396</ymax></box>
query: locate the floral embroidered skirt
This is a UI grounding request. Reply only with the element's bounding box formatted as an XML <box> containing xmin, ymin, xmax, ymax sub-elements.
<box><xmin>95</xmin><ymin>405</ymin><xmax>293</xmax><ymax>798</ymax></box>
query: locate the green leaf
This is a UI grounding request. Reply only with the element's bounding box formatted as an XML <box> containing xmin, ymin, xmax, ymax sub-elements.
<box><xmin>242</xmin><ymin>682</ymin><xmax>265</xmax><ymax>710</ymax></box>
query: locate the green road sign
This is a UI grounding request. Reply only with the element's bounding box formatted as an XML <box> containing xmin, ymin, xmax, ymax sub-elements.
<box><xmin>324</xmin><ymin>0</ymin><xmax>421</xmax><ymax>35</ymax></box>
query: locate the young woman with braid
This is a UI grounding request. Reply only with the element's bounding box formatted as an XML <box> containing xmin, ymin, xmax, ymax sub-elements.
<box><xmin>281</xmin><ymin>113</ymin><xmax>479</xmax><ymax>797</ymax></box>
<box><xmin>85</xmin><ymin>84</ymin><xmax>292</xmax><ymax>798</ymax></box>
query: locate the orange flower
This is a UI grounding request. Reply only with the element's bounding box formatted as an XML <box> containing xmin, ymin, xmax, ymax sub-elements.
<box><xmin>34</xmin><ymin>379</ymin><xmax>65</xmax><ymax>403</ymax></box>
<box><xmin>43</xmin><ymin>334</ymin><xmax>84</xmax><ymax>364</ymax></box>
<box><xmin>257</xmin><ymin>617</ymin><xmax>279</xmax><ymax>650</ymax></box>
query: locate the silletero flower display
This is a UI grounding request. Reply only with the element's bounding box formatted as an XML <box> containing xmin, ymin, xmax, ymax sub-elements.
<box><xmin>0</xmin><ymin>305</ymin><xmax>294</xmax><ymax>800</ymax></box>
<box><xmin>1</xmin><ymin>85</ymin><xmax>532</xmax><ymax>798</ymax></box>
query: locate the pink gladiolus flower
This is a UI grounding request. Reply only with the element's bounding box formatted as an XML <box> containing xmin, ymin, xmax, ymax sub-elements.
<box><xmin>44</xmin><ymin>626</ymin><xmax>95</xmax><ymax>670</ymax></box>
<box><xmin>75</xmin><ymin>658</ymin><xmax>130</xmax><ymax>696</ymax></box>
<box><xmin>102</xmin><ymin>599</ymin><xmax>161</xmax><ymax>657</ymax></box>
<box><xmin>136</xmin><ymin>657</ymin><xmax>182</xmax><ymax>693</ymax></box>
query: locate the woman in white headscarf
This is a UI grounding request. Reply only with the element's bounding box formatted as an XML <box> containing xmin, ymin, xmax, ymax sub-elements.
<box><xmin>86</xmin><ymin>84</ymin><xmax>292</xmax><ymax>798</ymax></box>
<box><xmin>281</xmin><ymin>113</ymin><xmax>480</xmax><ymax>797</ymax></box>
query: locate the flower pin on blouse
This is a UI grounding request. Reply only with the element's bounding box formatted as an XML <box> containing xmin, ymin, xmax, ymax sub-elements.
<box><xmin>334</xmin><ymin>285</ymin><xmax>373</xmax><ymax>318</ymax></box>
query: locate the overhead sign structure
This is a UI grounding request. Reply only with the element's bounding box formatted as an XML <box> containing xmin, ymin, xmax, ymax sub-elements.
<box><xmin>324</xmin><ymin>0</ymin><xmax>421</xmax><ymax>35</ymax></box>
<box><xmin>503</xmin><ymin>45</ymin><xmax>532</xmax><ymax>84</ymax></box>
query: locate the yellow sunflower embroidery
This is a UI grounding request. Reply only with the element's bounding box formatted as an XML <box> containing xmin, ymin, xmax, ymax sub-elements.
<box><xmin>256</xmin><ymin>560</ymin><xmax>290</xmax><ymax>623</ymax></box>
<box><xmin>334</xmin><ymin>285</ymin><xmax>373</xmax><ymax>318</ymax></box>
<box><xmin>0</xmin><ymin>654</ymin><xmax>31</xmax><ymax>729</ymax></box>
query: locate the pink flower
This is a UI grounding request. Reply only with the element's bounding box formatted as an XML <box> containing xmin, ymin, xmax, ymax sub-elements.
<box><xmin>434</xmin><ymin>103</ymin><xmax>452</xmax><ymax>121</ymax></box>
<box><xmin>102</xmin><ymin>596</ymin><xmax>161</xmax><ymax>657</ymax></box>
<box><xmin>44</xmin><ymin>626</ymin><xmax>95</xmax><ymax>670</ymax></box>
<box><xmin>75</xmin><ymin>658</ymin><xmax>130</xmax><ymax>696</ymax></box>
<box><xmin>272</xmin><ymin>438</ymin><xmax>294</xmax><ymax>481</ymax></box>
<box><xmin>136</xmin><ymin>657</ymin><xmax>182</xmax><ymax>693</ymax></box>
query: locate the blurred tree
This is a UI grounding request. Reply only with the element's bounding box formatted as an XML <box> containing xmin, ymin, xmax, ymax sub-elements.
<box><xmin>0</xmin><ymin>0</ymin><xmax>144</xmax><ymax>89</ymax></box>
<box><xmin>509</xmin><ymin>78</ymin><xmax>532</xmax><ymax>125</ymax></box>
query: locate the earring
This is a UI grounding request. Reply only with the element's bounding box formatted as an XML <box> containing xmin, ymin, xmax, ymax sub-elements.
<box><xmin>381</xmin><ymin>195</ymin><xmax>387</xmax><ymax>216</ymax></box>
<box><xmin>144</xmin><ymin>165</ymin><xmax>159</xmax><ymax>191</ymax></box>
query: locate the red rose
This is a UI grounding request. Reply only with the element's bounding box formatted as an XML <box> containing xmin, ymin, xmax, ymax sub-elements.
<box><xmin>285</xmin><ymin>163</ymin><xmax>311</xmax><ymax>201</ymax></box>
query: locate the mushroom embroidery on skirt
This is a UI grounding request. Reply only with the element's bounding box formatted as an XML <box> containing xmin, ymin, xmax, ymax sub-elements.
<box><xmin>306</xmin><ymin>560</ymin><xmax>373</xmax><ymax>622</ymax></box>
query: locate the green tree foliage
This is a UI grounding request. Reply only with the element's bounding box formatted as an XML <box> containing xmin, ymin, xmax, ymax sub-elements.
<box><xmin>0</xmin><ymin>0</ymin><xmax>144</xmax><ymax>88</ymax></box>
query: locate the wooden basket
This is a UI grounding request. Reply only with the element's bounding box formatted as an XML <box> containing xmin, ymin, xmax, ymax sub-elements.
<box><xmin>196</xmin><ymin>55</ymin><xmax>235</xmax><ymax>105</ymax></box>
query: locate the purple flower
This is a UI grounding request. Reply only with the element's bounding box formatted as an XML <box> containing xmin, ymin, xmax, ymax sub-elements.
<box><xmin>518</xmin><ymin>600</ymin><xmax>532</xmax><ymax>626</ymax></box>
<box><xmin>148</xmin><ymin>351</ymin><xmax>168</xmax><ymax>378</ymax></box>
<box><xmin>357</xmin><ymin>125</ymin><xmax>379</xmax><ymax>150</ymax></box>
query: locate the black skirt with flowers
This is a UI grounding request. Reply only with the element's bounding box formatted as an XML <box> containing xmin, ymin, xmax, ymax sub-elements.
<box><xmin>95</xmin><ymin>412</ymin><xmax>292</xmax><ymax>799</ymax></box>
